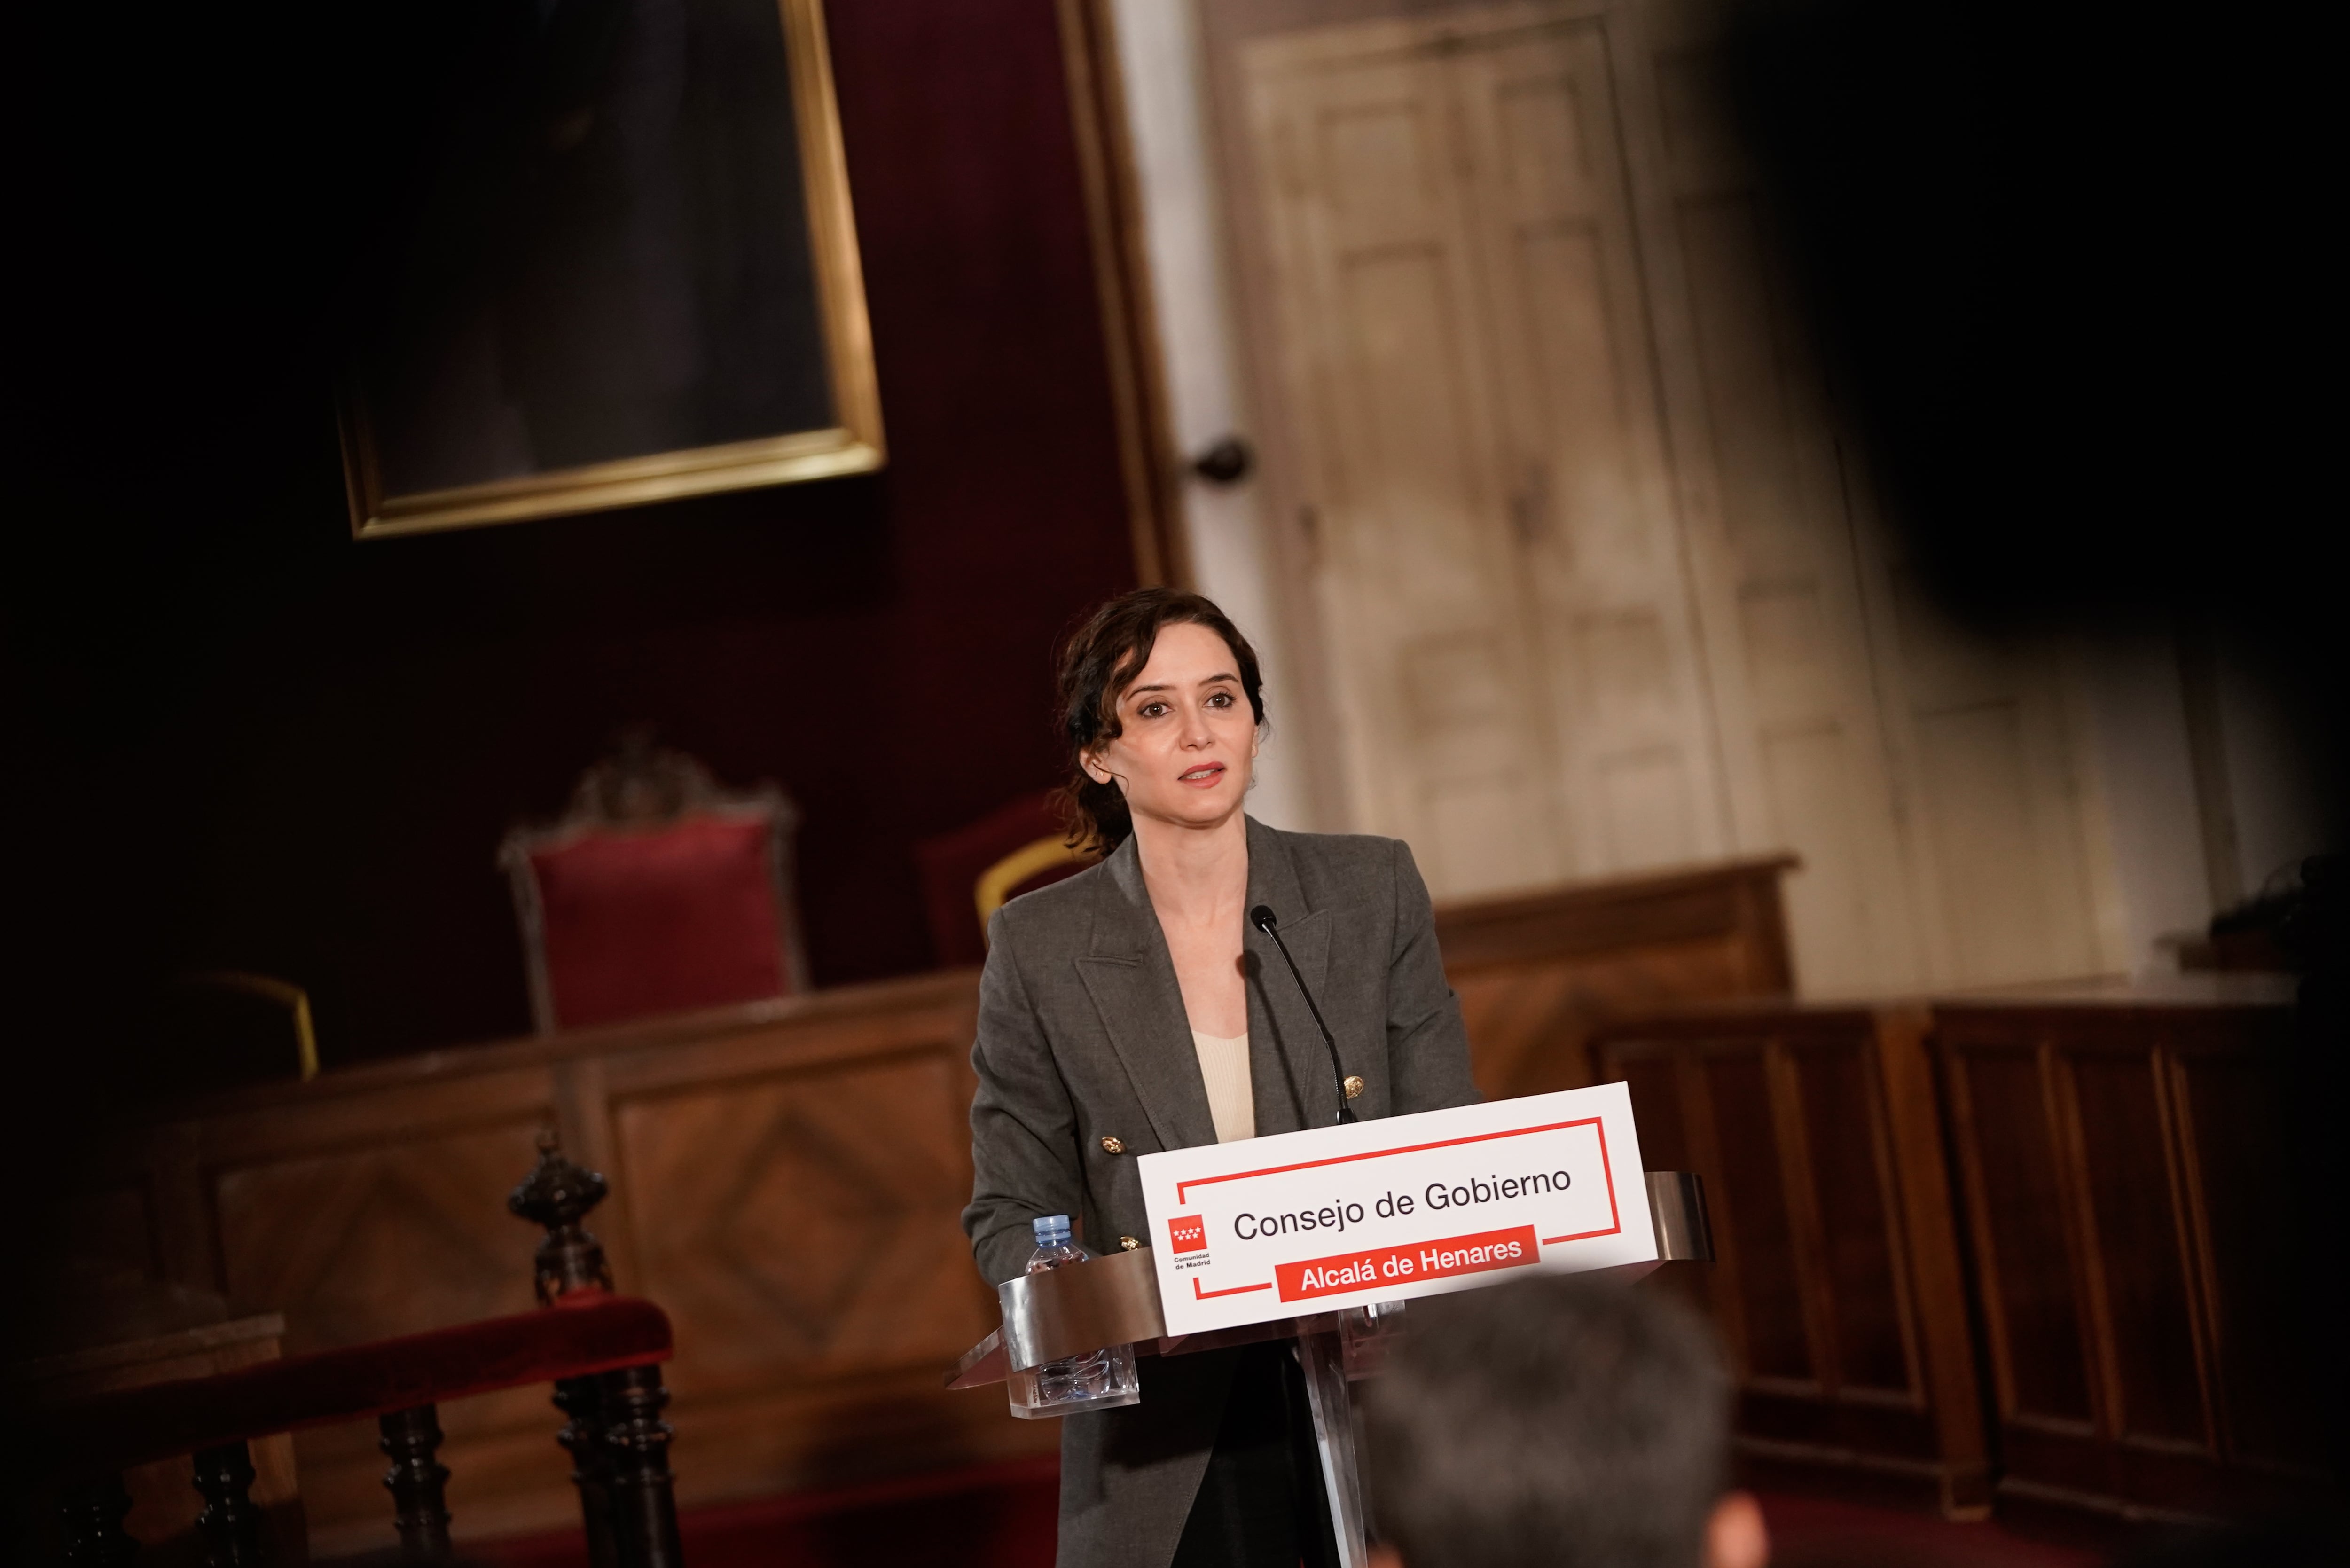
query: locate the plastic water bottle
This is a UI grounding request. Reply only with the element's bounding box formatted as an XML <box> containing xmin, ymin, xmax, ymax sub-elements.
<box><xmin>1005</xmin><ymin>1215</ymin><xmax>1142</xmax><ymax>1418</ymax></box>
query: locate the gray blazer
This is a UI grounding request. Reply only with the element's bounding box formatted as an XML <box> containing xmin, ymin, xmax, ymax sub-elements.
<box><xmin>963</xmin><ymin>816</ymin><xmax>1480</xmax><ymax>1568</ymax></box>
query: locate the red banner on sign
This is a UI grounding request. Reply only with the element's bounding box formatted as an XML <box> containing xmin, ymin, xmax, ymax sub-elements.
<box><xmin>1273</xmin><ymin>1225</ymin><xmax>1539</xmax><ymax>1302</ymax></box>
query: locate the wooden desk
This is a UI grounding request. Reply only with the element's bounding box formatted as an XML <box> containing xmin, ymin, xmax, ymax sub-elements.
<box><xmin>1592</xmin><ymin>1000</ymin><xmax>1991</xmax><ymax>1515</ymax></box>
<box><xmin>69</xmin><ymin>856</ymin><xmax>1794</xmax><ymax>1551</ymax></box>
<box><xmin>1589</xmin><ymin>976</ymin><xmax>2318</xmax><ymax>1523</ymax></box>
<box><xmin>1440</xmin><ymin>854</ymin><xmax>1796</xmax><ymax>1097</ymax></box>
<box><xmin>1934</xmin><ymin>979</ymin><xmax>2321</xmax><ymax>1521</ymax></box>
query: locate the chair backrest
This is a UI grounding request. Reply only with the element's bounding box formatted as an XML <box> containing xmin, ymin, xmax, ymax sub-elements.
<box><xmin>153</xmin><ymin>971</ymin><xmax>319</xmax><ymax>1097</ymax></box>
<box><xmin>501</xmin><ymin>739</ymin><xmax>809</xmax><ymax>1034</ymax></box>
<box><xmin>912</xmin><ymin>791</ymin><xmax>1096</xmax><ymax>968</ymax></box>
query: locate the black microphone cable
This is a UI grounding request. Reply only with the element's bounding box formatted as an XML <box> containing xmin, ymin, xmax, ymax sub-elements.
<box><xmin>1250</xmin><ymin>904</ymin><xmax>1357</xmax><ymax>1125</ymax></box>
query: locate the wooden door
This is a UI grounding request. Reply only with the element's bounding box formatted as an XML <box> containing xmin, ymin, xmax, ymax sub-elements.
<box><xmin>1604</xmin><ymin>20</ymin><xmax>1929</xmax><ymax>992</ymax></box>
<box><xmin>1451</xmin><ymin>21</ymin><xmax>1729</xmax><ymax>875</ymax></box>
<box><xmin>1935</xmin><ymin>997</ymin><xmax>2323</xmax><ymax>1517</ymax></box>
<box><xmin>1248</xmin><ymin>29</ymin><xmax>1566</xmax><ymax>896</ymax></box>
<box><xmin>1610</xmin><ymin>0</ymin><xmax>2118</xmax><ymax>990</ymax></box>
<box><xmin>1234</xmin><ymin>0</ymin><xmax>2120</xmax><ymax>990</ymax></box>
<box><xmin>1245</xmin><ymin>5</ymin><xmax>1726</xmax><ymax>899</ymax></box>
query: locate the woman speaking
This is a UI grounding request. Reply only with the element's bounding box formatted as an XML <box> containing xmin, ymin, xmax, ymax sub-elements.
<box><xmin>963</xmin><ymin>588</ymin><xmax>1480</xmax><ymax>1568</ymax></box>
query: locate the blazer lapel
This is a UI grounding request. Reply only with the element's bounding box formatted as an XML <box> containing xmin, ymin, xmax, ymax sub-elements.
<box><xmin>1243</xmin><ymin>817</ymin><xmax>1340</xmax><ymax>1135</ymax></box>
<box><xmin>1074</xmin><ymin>838</ymin><xmax>1220</xmax><ymax>1153</ymax></box>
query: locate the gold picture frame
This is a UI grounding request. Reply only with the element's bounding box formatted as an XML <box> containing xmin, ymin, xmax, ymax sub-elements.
<box><xmin>339</xmin><ymin>0</ymin><xmax>882</xmax><ymax>541</ymax></box>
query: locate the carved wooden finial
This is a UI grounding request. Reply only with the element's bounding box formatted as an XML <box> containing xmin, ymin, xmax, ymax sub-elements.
<box><xmin>509</xmin><ymin>1130</ymin><xmax>614</xmax><ymax>1304</ymax></box>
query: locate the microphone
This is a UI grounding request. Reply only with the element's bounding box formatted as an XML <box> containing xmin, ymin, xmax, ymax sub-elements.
<box><xmin>1250</xmin><ymin>905</ymin><xmax>1358</xmax><ymax>1125</ymax></box>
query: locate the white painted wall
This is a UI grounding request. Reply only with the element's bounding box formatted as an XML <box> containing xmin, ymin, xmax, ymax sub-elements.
<box><xmin>2212</xmin><ymin>636</ymin><xmax>2333</xmax><ymax>900</ymax></box>
<box><xmin>2071</xmin><ymin>628</ymin><xmax>2216</xmax><ymax>975</ymax></box>
<box><xmin>2070</xmin><ymin>620</ymin><xmax>2334</xmax><ymax>974</ymax></box>
<box><xmin>1108</xmin><ymin>0</ymin><xmax>1310</xmax><ymax>830</ymax></box>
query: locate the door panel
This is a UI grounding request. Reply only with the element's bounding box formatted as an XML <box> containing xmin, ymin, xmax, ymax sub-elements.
<box><xmin>1627</xmin><ymin>12</ymin><xmax>2115</xmax><ymax>989</ymax></box>
<box><xmin>1252</xmin><ymin>47</ymin><xmax>1566</xmax><ymax>894</ymax></box>
<box><xmin>1456</xmin><ymin>26</ymin><xmax>1725</xmax><ymax>877</ymax></box>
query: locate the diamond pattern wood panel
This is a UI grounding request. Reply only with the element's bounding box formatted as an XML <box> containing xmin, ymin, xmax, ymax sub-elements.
<box><xmin>212</xmin><ymin>1117</ymin><xmax>555</xmax><ymax>1555</ymax></box>
<box><xmin>617</xmin><ymin>1050</ymin><xmax>991</xmax><ymax>1393</ymax></box>
<box><xmin>133</xmin><ymin>974</ymin><xmax>1023</xmax><ymax>1548</ymax></box>
<box><xmin>215</xmin><ymin>1123</ymin><xmax>547</xmax><ymax>1353</ymax></box>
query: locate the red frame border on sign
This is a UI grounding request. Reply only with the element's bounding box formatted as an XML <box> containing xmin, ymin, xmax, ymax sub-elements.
<box><xmin>1171</xmin><ymin>1116</ymin><xmax>1624</xmax><ymax>1257</ymax></box>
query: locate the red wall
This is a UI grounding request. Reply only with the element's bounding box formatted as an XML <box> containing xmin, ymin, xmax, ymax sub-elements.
<box><xmin>10</xmin><ymin>0</ymin><xmax>1136</xmax><ymax>1078</ymax></box>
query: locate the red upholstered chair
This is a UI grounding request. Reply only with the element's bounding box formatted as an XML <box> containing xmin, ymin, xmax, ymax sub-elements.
<box><xmin>913</xmin><ymin>791</ymin><xmax>1098</xmax><ymax>968</ymax></box>
<box><xmin>501</xmin><ymin>739</ymin><xmax>810</xmax><ymax>1034</ymax></box>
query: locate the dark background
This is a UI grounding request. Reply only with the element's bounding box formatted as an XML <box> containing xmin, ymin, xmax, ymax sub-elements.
<box><xmin>7</xmin><ymin>0</ymin><xmax>1137</xmax><ymax>1109</ymax></box>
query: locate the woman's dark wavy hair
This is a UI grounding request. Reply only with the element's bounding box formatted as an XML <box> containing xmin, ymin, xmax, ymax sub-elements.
<box><xmin>1055</xmin><ymin>588</ymin><xmax>1267</xmax><ymax>853</ymax></box>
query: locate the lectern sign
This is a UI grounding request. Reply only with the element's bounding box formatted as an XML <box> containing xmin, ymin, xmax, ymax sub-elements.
<box><xmin>1139</xmin><ymin>1083</ymin><xmax>1656</xmax><ymax>1336</ymax></box>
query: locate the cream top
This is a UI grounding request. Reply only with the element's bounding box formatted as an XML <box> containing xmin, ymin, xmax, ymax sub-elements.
<box><xmin>1190</xmin><ymin>1029</ymin><xmax>1256</xmax><ymax>1144</ymax></box>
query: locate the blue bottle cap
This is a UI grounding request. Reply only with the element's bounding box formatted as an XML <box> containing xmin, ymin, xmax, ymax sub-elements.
<box><xmin>1033</xmin><ymin>1214</ymin><xmax>1072</xmax><ymax>1242</ymax></box>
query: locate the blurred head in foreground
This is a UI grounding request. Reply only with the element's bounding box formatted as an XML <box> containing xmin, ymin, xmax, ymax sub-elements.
<box><xmin>1365</xmin><ymin>1276</ymin><xmax>1766</xmax><ymax>1568</ymax></box>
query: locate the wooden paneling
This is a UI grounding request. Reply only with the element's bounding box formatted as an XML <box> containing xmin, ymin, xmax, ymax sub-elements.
<box><xmin>215</xmin><ymin>1121</ymin><xmax>550</xmax><ymax>1355</ymax></box>
<box><xmin>1935</xmin><ymin>990</ymin><xmax>2320</xmax><ymax>1521</ymax></box>
<box><xmin>2175</xmin><ymin>1052</ymin><xmax>2318</xmax><ymax>1469</ymax></box>
<box><xmin>82</xmin><ymin>972</ymin><xmax>1017</xmax><ymax>1555</ymax></box>
<box><xmin>1590</xmin><ymin>1004</ymin><xmax>1990</xmax><ymax>1516</ymax></box>
<box><xmin>1589</xmin><ymin>980</ymin><xmax>2317</xmax><ymax>1524</ymax></box>
<box><xmin>617</xmin><ymin>1051</ymin><xmax>979</xmax><ymax>1388</ymax></box>
<box><xmin>74</xmin><ymin>856</ymin><xmax>1792</xmax><ymax>1552</ymax></box>
<box><xmin>1440</xmin><ymin>854</ymin><xmax>1795</xmax><ymax>1097</ymax></box>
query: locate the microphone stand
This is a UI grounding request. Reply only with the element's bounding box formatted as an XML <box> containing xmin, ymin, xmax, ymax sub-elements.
<box><xmin>1250</xmin><ymin>905</ymin><xmax>1356</xmax><ymax>1125</ymax></box>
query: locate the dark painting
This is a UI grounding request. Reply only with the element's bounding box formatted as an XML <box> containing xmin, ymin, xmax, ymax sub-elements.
<box><xmin>342</xmin><ymin>0</ymin><xmax>877</xmax><ymax>535</ymax></box>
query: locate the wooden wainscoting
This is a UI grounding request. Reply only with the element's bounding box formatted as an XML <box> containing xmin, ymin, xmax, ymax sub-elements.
<box><xmin>1934</xmin><ymin>984</ymin><xmax>2320</xmax><ymax>1521</ymax></box>
<box><xmin>1440</xmin><ymin>854</ymin><xmax>1796</xmax><ymax>1098</ymax></box>
<box><xmin>70</xmin><ymin>855</ymin><xmax>1794</xmax><ymax>1551</ymax></box>
<box><xmin>1590</xmin><ymin>1004</ymin><xmax>1990</xmax><ymax>1516</ymax></box>
<box><xmin>1590</xmin><ymin>978</ymin><xmax>2318</xmax><ymax>1525</ymax></box>
<box><xmin>78</xmin><ymin>971</ymin><xmax>1016</xmax><ymax>1555</ymax></box>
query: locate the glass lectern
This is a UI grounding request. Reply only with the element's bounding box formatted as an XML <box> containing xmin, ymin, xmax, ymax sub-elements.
<box><xmin>948</xmin><ymin>1170</ymin><xmax>1714</xmax><ymax>1568</ymax></box>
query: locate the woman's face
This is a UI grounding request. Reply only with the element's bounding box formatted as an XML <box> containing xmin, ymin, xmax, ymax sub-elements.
<box><xmin>1084</xmin><ymin>621</ymin><xmax>1258</xmax><ymax>834</ymax></box>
